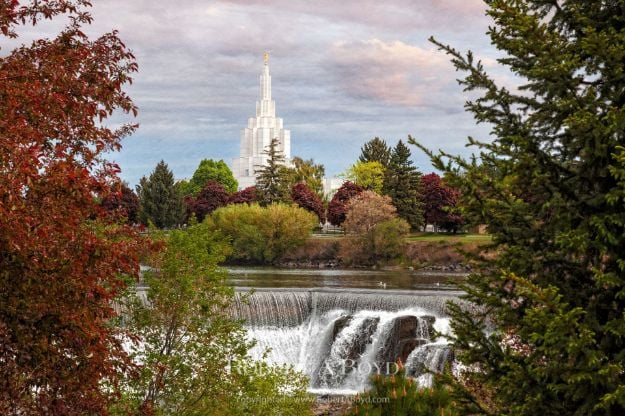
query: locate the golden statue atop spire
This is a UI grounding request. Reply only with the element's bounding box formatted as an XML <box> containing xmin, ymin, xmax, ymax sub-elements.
<box><xmin>263</xmin><ymin>51</ymin><xmax>269</xmax><ymax>65</ymax></box>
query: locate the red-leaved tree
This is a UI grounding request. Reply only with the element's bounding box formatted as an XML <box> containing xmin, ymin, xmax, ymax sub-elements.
<box><xmin>327</xmin><ymin>181</ymin><xmax>363</xmax><ymax>226</ymax></box>
<box><xmin>421</xmin><ymin>173</ymin><xmax>463</xmax><ymax>232</ymax></box>
<box><xmin>291</xmin><ymin>182</ymin><xmax>325</xmax><ymax>223</ymax></box>
<box><xmin>0</xmin><ymin>2</ymin><xmax>142</xmax><ymax>414</ymax></box>
<box><xmin>228</xmin><ymin>186</ymin><xmax>257</xmax><ymax>205</ymax></box>
<box><xmin>101</xmin><ymin>182</ymin><xmax>140</xmax><ymax>224</ymax></box>
<box><xmin>185</xmin><ymin>180</ymin><xmax>230</xmax><ymax>222</ymax></box>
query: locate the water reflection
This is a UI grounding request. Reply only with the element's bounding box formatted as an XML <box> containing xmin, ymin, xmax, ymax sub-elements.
<box><xmin>227</xmin><ymin>267</ymin><xmax>465</xmax><ymax>291</ymax></box>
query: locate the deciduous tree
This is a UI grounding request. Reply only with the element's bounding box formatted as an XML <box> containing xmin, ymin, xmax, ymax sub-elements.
<box><xmin>340</xmin><ymin>191</ymin><xmax>409</xmax><ymax>265</ymax></box>
<box><xmin>421</xmin><ymin>173</ymin><xmax>462</xmax><ymax>233</ymax></box>
<box><xmin>344</xmin><ymin>161</ymin><xmax>385</xmax><ymax>193</ymax></box>
<box><xmin>180</xmin><ymin>159</ymin><xmax>238</xmax><ymax>195</ymax></box>
<box><xmin>185</xmin><ymin>180</ymin><xmax>230</xmax><ymax>222</ymax></box>
<box><xmin>282</xmin><ymin>156</ymin><xmax>326</xmax><ymax>197</ymax></box>
<box><xmin>114</xmin><ymin>222</ymin><xmax>312</xmax><ymax>415</ymax></box>
<box><xmin>327</xmin><ymin>181</ymin><xmax>363</xmax><ymax>226</ymax></box>
<box><xmin>229</xmin><ymin>186</ymin><xmax>258</xmax><ymax>205</ymax></box>
<box><xmin>0</xmin><ymin>2</ymin><xmax>142</xmax><ymax>413</ymax></box>
<box><xmin>100</xmin><ymin>182</ymin><xmax>140</xmax><ymax>224</ymax></box>
<box><xmin>291</xmin><ymin>182</ymin><xmax>325</xmax><ymax>222</ymax></box>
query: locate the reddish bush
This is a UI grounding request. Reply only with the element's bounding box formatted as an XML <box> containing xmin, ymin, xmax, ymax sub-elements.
<box><xmin>186</xmin><ymin>180</ymin><xmax>230</xmax><ymax>222</ymax></box>
<box><xmin>291</xmin><ymin>182</ymin><xmax>325</xmax><ymax>222</ymax></box>
<box><xmin>327</xmin><ymin>181</ymin><xmax>363</xmax><ymax>226</ymax></box>
<box><xmin>228</xmin><ymin>186</ymin><xmax>257</xmax><ymax>205</ymax></box>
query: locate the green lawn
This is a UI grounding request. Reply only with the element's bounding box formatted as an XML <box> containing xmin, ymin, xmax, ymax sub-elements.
<box><xmin>406</xmin><ymin>232</ymin><xmax>492</xmax><ymax>243</ymax></box>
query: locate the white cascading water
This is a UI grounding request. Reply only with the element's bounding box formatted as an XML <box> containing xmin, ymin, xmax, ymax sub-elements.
<box><xmin>233</xmin><ymin>289</ymin><xmax>458</xmax><ymax>394</ymax></box>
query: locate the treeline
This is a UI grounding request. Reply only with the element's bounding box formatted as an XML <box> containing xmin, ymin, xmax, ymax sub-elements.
<box><xmin>103</xmin><ymin>138</ymin><xmax>463</xmax><ymax>235</ymax></box>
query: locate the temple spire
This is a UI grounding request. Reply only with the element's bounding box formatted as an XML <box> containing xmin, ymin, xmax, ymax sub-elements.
<box><xmin>260</xmin><ymin>52</ymin><xmax>271</xmax><ymax>102</ymax></box>
<box><xmin>232</xmin><ymin>53</ymin><xmax>291</xmax><ymax>189</ymax></box>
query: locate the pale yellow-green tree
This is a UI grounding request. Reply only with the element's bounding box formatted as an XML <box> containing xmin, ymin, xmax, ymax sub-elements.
<box><xmin>343</xmin><ymin>161</ymin><xmax>385</xmax><ymax>193</ymax></box>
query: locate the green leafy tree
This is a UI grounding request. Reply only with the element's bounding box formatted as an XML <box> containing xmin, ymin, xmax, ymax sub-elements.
<box><xmin>359</xmin><ymin>137</ymin><xmax>391</xmax><ymax>166</ymax></box>
<box><xmin>256</xmin><ymin>138</ymin><xmax>290</xmax><ymax>206</ymax></box>
<box><xmin>282</xmin><ymin>156</ymin><xmax>326</xmax><ymax>196</ymax></box>
<box><xmin>411</xmin><ymin>1</ymin><xmax>625</xmax><ymax>414</ymax></box>
<box><xmin>344</xmin><ymin>161</ymin><xmax>385</xmax><ymax>194</ymax></box>
<box><xmin>181</xmin><ymin>159</ymin><xmax>238</xmax><ymax>195</ymax></box>
<box><xmin>114</xmin><ymin>222</ymin><xmax>312</xmax><ymax>415</ymax></box>
<box><xmin>137</xmin><ymin>160</ymin><xmax>185</xmax><ymax>228</ymax></box>
<box><xmin>383</xmin><ymin>140</ymin><xmax>424</xmax><ymax>230</ymax></box>
<box><xmin>211</xmin><ymin>203</ymin><xmax>317</xmax><ymax>263</ymax></box>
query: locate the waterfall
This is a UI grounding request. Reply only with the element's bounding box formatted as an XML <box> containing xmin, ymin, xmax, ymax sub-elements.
<box><xmin>235</xmin><ymin>288</ymin><xmax>459</xmax><ymax>393</ymax></box>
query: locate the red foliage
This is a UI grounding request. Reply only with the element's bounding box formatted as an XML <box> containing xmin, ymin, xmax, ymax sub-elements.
<box><xmin>0</xmin><ymin>3</ymin><xmax>143</xmax><ymax>414</ymax></box>
<box><xmin>291</xmin><ymin>182</ymin><xmax>325</xmax><ymax>222</ymax></box>
<box><xmin>185</xmin><ymin>180</ymin><xmax>230</xmax><ymax>222</ymax></box>
<box><xmin>421</xmin><ymin>173</ymin><xmax>463</xmax><ymax>232</ymax></box>
<box><xmin>327</xmin><ymin>181</ymin><xmax>363</xmax><ymax>226</ymax></box>
<box><xmin>228</xmin><ymin>186</ymin><xmax>258</xmax><ymax>205</ymax></box>
<box><xmin>100</xmin><ymin>182</ymin><xmax>140</xmax><ymax>223</ymax></box>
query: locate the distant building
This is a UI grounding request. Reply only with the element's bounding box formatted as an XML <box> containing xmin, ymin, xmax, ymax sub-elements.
<box><xmin>322</xmin><ymin>177</ymin><xmax>345</xmax><ymax>198</ymax></box>
<box><xmin>232</xmin><ymin>52</ymin><xmax>291</xmax><ymax>189</ymax></box>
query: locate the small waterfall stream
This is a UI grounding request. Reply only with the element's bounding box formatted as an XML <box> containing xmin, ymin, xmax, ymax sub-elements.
<box><xmin>233</xmin><ymin>288</ymin><xmax>459</xmax><ymax>393</ymax></box>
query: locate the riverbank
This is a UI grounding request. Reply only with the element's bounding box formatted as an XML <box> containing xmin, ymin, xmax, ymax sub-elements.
<box><xmin>226</xmin><ymin>236</ymin><xmax>486</xmax><ymax>271</ymax></box>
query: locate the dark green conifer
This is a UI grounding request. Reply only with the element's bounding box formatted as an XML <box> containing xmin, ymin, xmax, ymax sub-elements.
<box><xmin>384</xmin><ymin>140</ymin><xmax>423</xmax><ymax>229</ymax></box>
<box><xmin>255</xmin><ymin>137</ymin><xmax>290</xmax><ymax>206</ymax></box>
<box><xmin>359</xmin><ymin>137</ymin><xmax>391</xmax><ymax>166</ymax></box>
<box><xmin>136</xmin><ymin>160</ymin><xmax>185</xmax><ymax>228</ymax></box>
<box><xmin>412</xmin><ymin>1</ymin><xmax>625</xmax><ymax>414</ymax></box>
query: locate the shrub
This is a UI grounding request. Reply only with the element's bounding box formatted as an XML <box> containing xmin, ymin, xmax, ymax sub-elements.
<box><xmin>211</xmin><ymin>203</ymin><xmax>317</xmax><ymax>263</ymax></box>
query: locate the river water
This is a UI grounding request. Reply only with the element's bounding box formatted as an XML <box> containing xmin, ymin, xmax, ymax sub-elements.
<box><xmin>228</xmin><ymin>267</ymin><xmax>464</xmax><ymax>394</ymax></box>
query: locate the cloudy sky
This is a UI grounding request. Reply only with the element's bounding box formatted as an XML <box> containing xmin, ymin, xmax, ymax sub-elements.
<box><xmin>9</xmin><ymin>0</ymin><xmax>509</xmax><ymax>186</ymax></box>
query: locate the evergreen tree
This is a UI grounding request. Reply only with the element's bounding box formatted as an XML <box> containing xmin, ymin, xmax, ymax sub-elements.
<box><xmin>137</xmin><ymin>160</ymin><xmax>185</xmax><ymax>228</ymax></box>
<box><xmin>359</xmin><ymin>137</ymin><xmax>391</xmax><ymax>166</ymax></box>
<box><xmin>255</xmin><ymin>137</ymin><xmax>290</xmax><ymax>206</ymax></box>
<box><xmin>383</xmin><ymin>140</ymin><xmax>423</xmax><ymax>230</ymax></box>
<box><xmin>412</xmin><ymin>1</ymin><xmax>625</xmax><ymax>414</ymax></box>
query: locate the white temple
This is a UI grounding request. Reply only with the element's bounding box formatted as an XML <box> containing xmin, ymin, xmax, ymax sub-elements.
<box><xmin>232</xmin><ymin>53</ymin><xmax>291</xmax><ymax>189</ymax></box>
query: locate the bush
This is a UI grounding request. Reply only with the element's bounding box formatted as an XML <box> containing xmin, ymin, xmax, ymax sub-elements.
<box><xmin>211</xmin><ymin>203</ymin><xmax>317</xmax><ymax>263</ymax></box>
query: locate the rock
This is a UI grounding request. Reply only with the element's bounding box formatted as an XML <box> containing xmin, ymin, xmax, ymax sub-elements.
<box><xmin>397</xmin><ymin>338</ymin><xmax>428</xmax><ymax>364</ymax></box>
<box><xmin>332</xmin><ymin>315</ymin><xmax>351</xmax><ymax>341</ymax></box>
<box><xmin>376</xmin><ymin>315</ymin><xmax>419</xmax><ymax>371</ymax></box>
